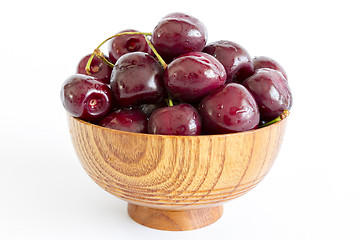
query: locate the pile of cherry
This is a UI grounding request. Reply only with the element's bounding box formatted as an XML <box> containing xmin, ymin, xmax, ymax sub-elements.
<box><xmin>61</xmin><ymin>12</ymin><xmax>292</xmax><ymax>135</ymax></box>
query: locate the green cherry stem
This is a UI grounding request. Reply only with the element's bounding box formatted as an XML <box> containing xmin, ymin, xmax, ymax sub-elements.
<box><xmin>144</xmin><ymin>35</ymin><xmax>174</xmax><ymax>107</ymax></box>
<box><xmin>144</xmin><ymin>36</ymin><xmax>167</xmax><ymax>69</ymax></box>
<box><xmin>259</xmin><ymin>110</ymin><xmax>290</xmax><ymax>128</ymax></box>
<box><xmin>93</xmin><ymin>49</ymin><xmax>114</xmax><ymax>68</ymax></box>
<box><xmin>85</xmin><ymin>31</ymin><xmax>152</xmax><ymax>74</ymax></box>
<box><xmin>166</xmin><ymin>97</ymin><xmax>174</xmax><ymax>107</ymax></box>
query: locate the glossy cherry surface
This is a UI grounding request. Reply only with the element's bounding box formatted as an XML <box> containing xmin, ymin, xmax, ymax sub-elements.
<box><xmin>203</xmin><ymin>40</ymin><xmax>254</xmax><ymax>83</ymax></box>
<box><xmin>98</xmin><ymin>109</ymin><xmax>148</xmax><ymax>133</ymax></box>
<box><xmin>76</xmin><ymin>54</ymin><xmax>112</xmax><ymax>84</ymax></box>
<box><xmin>110</xmin><ymin>52</ymin><xmax>166</xmax><ymax>108</ymax></box>
<box><xmin>163</xmin><ymin>52</ymin><xmax>226</xmax><ymax>103</ymax></box>
<box><xmin>152</xmin><ymin>12</ymin><xmax>208</xmax><ymax>62</ymax></box>
<box><xmin>198</xmin><ymin>83</ymin><xmax>260</xmax><ymax>134</ymax></box>
<box><xmin>148</xmin><ymin>104</ymin><xmax>202</xmax><ymax>136</ymax></box>
<box><xmin>108</xmin><ymin>29</ymin><xmax>152</xmax><ymax>64</ymax></box>
<box><xmin>242</xmin><ymin>68</ymin><xmax>292</xmax><ymax>121</ymax></box>
<box><xmin>61</xmin><ymin>74</ymin><xmax>113</xmax><ymax>122</ymax></box>
<box><xmin>253</xmin><ymin>56</ymin><xmax>288</xmax><ymax>80</ymax></box>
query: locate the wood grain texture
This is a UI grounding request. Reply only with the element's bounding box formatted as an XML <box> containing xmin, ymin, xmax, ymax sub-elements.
<box><xmin>68</xmin><ymin>115</ymin><xmax>288</xmax><ymax>230</ymax></box>
<box><xmin>128</xmin><ymin>204</ymin><xmax>223</xmax><ymax>231</ymax></box>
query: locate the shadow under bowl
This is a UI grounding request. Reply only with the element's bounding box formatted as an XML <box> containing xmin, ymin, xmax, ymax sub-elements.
<box><xmin>67</xmin><ymin>115</ymin><xmax>288</xmax><ymax>231</ymax></box>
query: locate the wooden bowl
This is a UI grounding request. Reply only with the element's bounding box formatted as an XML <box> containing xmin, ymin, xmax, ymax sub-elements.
<box><xmin>68</xmin><ymin>115</ymin><xmax>288</xmax><ymax>231</ymax></box>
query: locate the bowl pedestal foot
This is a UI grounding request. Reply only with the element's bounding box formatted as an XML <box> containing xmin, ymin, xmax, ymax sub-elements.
<box><xmin>127</xmin><ymin>204</ymin><xmax>223</xmax><ymax>231</ymax></box>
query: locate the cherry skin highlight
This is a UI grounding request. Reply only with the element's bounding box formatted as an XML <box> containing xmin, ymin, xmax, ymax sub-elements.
<box><xmin>110</xmin><ymin>52</ymin><xmax>166</xmax><ymax>108</ymax></box>
<box><xmin>98</xmin><ymin>109</ymin><xmax>148</xmax><ymax>133</ymax></box>
<box><xmin>203</xmin><ymin>40</ymin><xmax>254</xmax><ymax>83</ymax></box>
<box><xmin>253</xmin><ymin>56</ymin><xmax>288</xmax><ymax>80</ymax></box>
<box><xmin>76</xmin><ymin>54</ymin><xmax>112</xmax><ymax>84</ymax></box>
<box><xmin>60</xmin><ymin>74</ymin><xmax>113</xmax><ymax>122</ymax></box>
<box><xmin>242</xmin><ymin>68</ymin><xmax>292</xmax><ymax>121</ymax></box>
<box><xmin>198</xmin><ymin>83</ymin><xmax>260</xmax><ymax>134</ymax></box>
<box><xmin>108</xmin><ymin>29</ymin><xmax>152</xmax><ymax>64</ymax></box>
<box><xmin>163</xmin><ymin>52</ymin><xmax>226</xmax><ymax>103</ymax></box>
<box><xmin>152</xmin><ymin>12</ymin><xmax>208</xmax><ymax>63</ymax></box>
<box><xmin>148</xmin><ymin>104</ymin><xmax>202</xmax><ymax>136</ymax></box>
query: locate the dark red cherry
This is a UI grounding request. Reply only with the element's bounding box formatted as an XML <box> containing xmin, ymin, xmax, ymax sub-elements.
<box><xmin>76</xmin><ymin>54</ymin><xmax>112</xmax><ymax>84</ymax></box>
<box><xmin>253</xmin><ymin>56</ymin><xmax>288</xmax><ymax>80</ymax></box>
<box><xmin>242</xmin><ymin>68</ymin><xmax>292</xmax><ymax>121</ymax></box>
<box><xmin>198</xmin><ymin>83</ymin><xmax>260</xmax><ymax>134</ymax></box>
<box><xmin>163</xmin><ymin>52</ymin><xmax>226</xmax><ymax>103</ymax></box>
<box><xmin>110</xmin><ymin>52</ymin><xmax>166</xmax><ymax>108</ymax></box>
<box><xmin>148</xmin><ymin>104</ymin><xmax>202</xmax><ymax>136</ymax></box>
<box><xmin>152</xmin><ymin>12</ymin><xmax>208</xmax><ymax>62</ymax></box>
<box><xmin>108</xmin><ymin>29</ymin><xmax>152</xmax><ymax>64</ymax></box>
<box><xmin>203</xmin><ymin>40</ymin><xmax>254</xmax><ymax>83</ymax></box>
<box><xmin>60</xmin><ymin>74</ymin><xmax>113</xmax><ymax>122</ymax></box>
<box><xmin>98</xmin><ymin>109</ymin><xmax>148</xmax><ymax>133</ymax></box>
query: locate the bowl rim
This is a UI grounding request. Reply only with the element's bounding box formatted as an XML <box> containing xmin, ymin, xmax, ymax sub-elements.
<box><xmin>68</xmin><ymin>114</ymin><xmax>288</xmax><ymax>139</ymax></box>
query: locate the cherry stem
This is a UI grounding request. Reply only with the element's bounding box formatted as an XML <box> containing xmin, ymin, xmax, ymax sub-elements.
<box><xmin>85</xmin><ymin>31</ymin><xmax>152</xmax><ymax>74</ymax></box>
<box><xmin>259</xmin><ymin>110</ymin><xmax>290</xmax><ymax>128</ymax></box>
<box><xmin>144</xmin><ymin>36</ymin><xmax>168</xmax><ymax>69</ymax></box>
<box><xmin>94</xmin><ymin>49</ymin><xmax>114</xmax><ymax>67</ymax></box>
<box><xmin>166</xmin><ymin>96</ymin><xmax>174</xmax><ymax>107</ymax></box>
<box><xmin>143</xmin><ymin>36</ymin><xmax>173</xmax><ymax>106</ymax></box>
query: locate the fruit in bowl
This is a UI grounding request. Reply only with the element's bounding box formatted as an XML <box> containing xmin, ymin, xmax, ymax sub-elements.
<box><xmin>61</xmin><ymin>12</ymin><xmax>292</xmax><ymax>231</ymax></box>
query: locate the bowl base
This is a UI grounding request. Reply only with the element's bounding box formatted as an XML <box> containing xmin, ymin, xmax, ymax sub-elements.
<box><xmin>128</xmin><ymin>204</ymin><xmax>223</xmax><ymax>231</ymax></box>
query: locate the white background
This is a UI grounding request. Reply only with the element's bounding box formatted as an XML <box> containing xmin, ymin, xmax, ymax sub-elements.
<box><xmin>1</xmin><ymin>0</ymin><xmax>359</xmax><ymax>239</ymax></box>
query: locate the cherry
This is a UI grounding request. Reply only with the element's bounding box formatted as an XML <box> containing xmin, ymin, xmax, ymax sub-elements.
<box><xmin>148</xmin><ymin>104</ymin><xmax>202</xmax><ymax>136</ymax></box>
<box><xmin>98</xmin><ymin>109</ymin><xmax>148</xmax><ymax>133</ymax></box>
<box><xmin>253</xmin><ymin>56</ymin><xmax>288</xmax><ymax>80</ymax></box>
<box><xmin>152</xmin><ymin>12</ymin><xmax>208</xmax><ymax>62</ymax></box>
<box><xmin>60</xmin><ymin>14</ymin><xmax>293</xmax><ymax>134</ymax></box>
<box><xmin>242</xmin><ymin>68</ymin><xmax>292</xmax><ymax>121</ymax></box>
<box><xmin>76</xmin><ymin>54</ymin><xmax>112</xmax><ymax>84</ymax></box>
<box><xmin>108</xmin><ymin>29</ymin><xmax>152</xmax><ymax>64</ymax></box>
<box><xmin>198</xmin><ymin>83</ymin><xmax>260</xmax><ymax>134</ymax></box>
<box><xmin>110</xmin><ymin>52</ymin><xmax>166</xmax><ymax>108</ymax></box>
<box><xmin>60</xmin><ymin>74</ymin><xmax>113</xmax><ymax>122</ymax></box>
<box><xmin>163</xmin><ymin>52</ymin><xmax>226</xmax><ymax>103</ymax></box>
<box><xmin>203</xmin><ymin>40</ymin><xmax>254</xmax><ymax>83</ymax></box>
